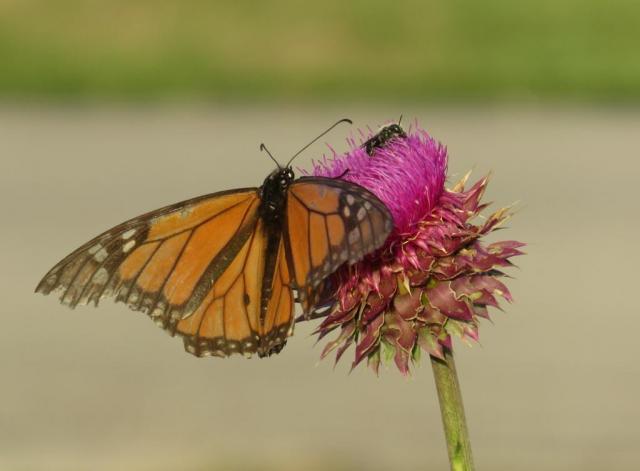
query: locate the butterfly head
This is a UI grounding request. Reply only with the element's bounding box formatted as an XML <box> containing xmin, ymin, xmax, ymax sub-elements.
<box><xmin>265</xmin><ymin>166</ymin><xmax>295</xmax><ymax>189</ymax></box>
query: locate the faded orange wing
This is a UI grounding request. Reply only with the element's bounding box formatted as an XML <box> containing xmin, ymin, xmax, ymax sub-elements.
<box><xmin>175</xmin><ymin>221</ymin><xmax>294</xmax><ymax>357</ymax></box>
<box><xmin>36</xmin><ymin>188</ymin><xmax>262</xmax><ymax>331</ymax></box>
<box><xmin>285</xmin><ymin>177</ymin><xmax>393</xmax><ymax>314</ymax></box>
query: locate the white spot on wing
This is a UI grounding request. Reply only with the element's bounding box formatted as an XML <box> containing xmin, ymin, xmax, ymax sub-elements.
<box><xmin>346</xmin><ymin>194</ymin><xmax>355</xmax><ymax>205</ymax></box>
<box><xmin>122</xmin><ymin>240</ymin><xmax>135</xmax><ymax>253</ymax></box>
<box><xmin>179</xmin><ymin>207</ymin><xmax>193</xmax><ymax>219</ymax></box>
<box><xmin>88</xmin><ymin>244</ymin><xmax>102</xmax><ymax>255</ymax></box>
<box><xmin>94</xmin><ymin>267</ymin><xmax>109</xmax><ymax>285</ymax></box>
<box><xmin>122</xmin><ymin>229</ymin><xmax>136</xmax><ymax>240</ymax></box>
<box><xmin>94</xmin><ymin>248</ymin><xmax>108</xmax><ymax>262</ymax></box>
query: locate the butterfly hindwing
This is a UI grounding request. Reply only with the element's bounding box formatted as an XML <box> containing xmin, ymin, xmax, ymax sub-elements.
<box><xmin>174</xmin><ymin>219</ymin><xmax>294</xmax><ymax>357</ymax></box>
<box><xmin>259</xmin><ymin>234</ymin><xmax>295</xmax><ymax>354</ymax></box>
<box><xmin>285</xmin><ymin>177</ymin><xmax>393</xmax><ymax>314</ymax></box>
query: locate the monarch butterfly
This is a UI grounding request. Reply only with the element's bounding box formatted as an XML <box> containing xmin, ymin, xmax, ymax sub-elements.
<box><xmin>363</xmin><ymin>123</ymin><xmax>407</xmax><ymax>156</ymax></box>
<box><xmin>36</xmin><ymin>119</ymin><xmax>393</xmax><ymax>358</ymax></box>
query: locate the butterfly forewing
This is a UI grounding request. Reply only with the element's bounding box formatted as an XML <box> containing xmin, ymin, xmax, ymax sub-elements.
<box><xmin>285</xmin><ymin>177</ymin><xmax>393</xmax><ymax>314</ymax></box>
<box><xmin>36</xmin><ymin>189</ymin><xmax>260</xmax><ymax>319</ymax></box>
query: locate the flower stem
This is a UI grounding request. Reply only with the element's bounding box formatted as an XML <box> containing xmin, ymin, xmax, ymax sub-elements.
<box><xmin>430</xmin><ymin>348</ymin><xmax>475</xmax><ymax>471</ymax></box>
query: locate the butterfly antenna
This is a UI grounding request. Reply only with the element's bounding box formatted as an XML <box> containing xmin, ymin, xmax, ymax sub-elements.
<box><xmin>260</xmin><ymin>143</ymin><xmax>282</xmax><ymax>169</ymax></box>
<box><xmin>398</xmin><ymin>114</ymin><xmax>403</xmax><ymax>125</ymax></box>
<box><xmin>285</xmin><ymin>118</ymin><xmax>353</xmax><ymax>168</ymax></box>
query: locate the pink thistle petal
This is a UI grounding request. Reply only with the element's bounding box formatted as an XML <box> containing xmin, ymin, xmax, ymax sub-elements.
<box><xmin>470</xmin><ymin>276</ymin><xmax>513</xmax><ymax>303</ymax></box>
<box><xmin>417</xmin><ymin>328</ymin><xmax>445</xmax><ymax>359</ymax></box>
<box><xmin>334</xmin><ymin>335</ymin><xmax>355</xmax><ymax>365</ymax></box>
<box><xmin>383</xmin><ymin>312</ymin><xmax>417</xmax><ymax>353</ymax></box>
<box><xmin>378</xmin><ymin>271</ymin><xmax>397</xmax><ymax>298</ymax></box>
<box><xmin>480</xmin><ymin>207</ymin><xmax>512</xmax><ymax>234</ymax></box>
<box><xmin>487</xmin><ymin>240</ymin><xmax>527</xmax><ymax>258</ymax></box>
<box><xmin>354</xmin><ymin>314</ymin><xmax>385</xmax><ymax>366</ymax></box>
<box><xmin>408</xmin><ymin>269</ymin><xmax>430</xmax><ymax>286</ymax></box>
<box><xmin>450</xmin><ymin>276</ymin><xmax>505</xmax><ymax>311</ymax></box>
<box><xmin>394</xmin><ymin>348</ymin><xmax>412</xmax><ymax>376</ymax></box>
<box><xmin>393</xmin><ymin>290</ymin><xmax>424</xmax><ymax>321</ymax></box>
<box><xmin>340</xmin><ymin>289</ymin><xmax>362</xmax><ymax>312</ymax></box>
<box><xmin>439</xmin><ymin>335</ymin><xmax>453</xmax><ymax>350</ymax></box>
<box><xmin>450</xmin><ymin>276</ymin><xmax>500</xmax><ymax>308</ymax></box>
<box><xmin>362</xmin><ymin>293</ymin><xmax>389</xmax><ymax>323</ymax></box>
<box><xmin>367</xmin><ymin>350</ymin><xmax>381</xmax><ymax>376</ymax></box>
<box><xmin>474</xmin><ymin>291</ymin><xmax>500</xmax><ymax>309</ymax></box>
<box><xmin>426</xmin><ymin>282</ymin><xmax>475</xmax><ymax>321</ymax></box>
<box><xmin>432</xmin><ymin>256</ymin><xmax>466</xmax><ymax>280</ymax></box>
<box><xmin>473</xmin><ymin>304</ymin><xmax>491</xmax><ymax>320</ymax></box>
<box><xmin>317</xmin><ymin>307</ymin><xmax>357</xmax><ymax>333</ymax></box>
<box><xmin>416</xmin><ymin>251</ymin><xmax>435</xmax><ymax>272</ymax></box>
<box><xmin>463</xmin><ymin>324</ymin><xmax>480</xmax><ymax>342</ymax></box>
<box><xmin>461</xmin><ymin>176</ymin><xmax>489</xmax><ymax>212</ymax></box>
<box><xmin>458</xmin><ymin>244</ymin><xmax>514</xmax><ymax>272</ymax></box>
<box><xmin>320</xmin><ymin>322</ymin><xmax>356</xmax><ymax>359</ymax></box>
<box><xmin>417</xmin><ymin>302</ymin><xmax>448</xmax><ymax>325</ymax></box>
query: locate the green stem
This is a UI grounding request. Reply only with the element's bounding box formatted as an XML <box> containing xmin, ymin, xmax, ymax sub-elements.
<box><xmin>430</xmin><ymin>348</ymin><xmax>475</xmax><ymax>471</ymax></box>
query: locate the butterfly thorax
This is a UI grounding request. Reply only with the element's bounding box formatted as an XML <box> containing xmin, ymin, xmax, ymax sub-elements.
<box><xmin>259</xmin><ymin>167</ymin><xmax>295</xmax><ymax>228</ymax></box>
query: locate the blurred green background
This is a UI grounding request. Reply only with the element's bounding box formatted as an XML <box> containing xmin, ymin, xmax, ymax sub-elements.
<box><xmin>1</xmin><ymin>0</ymin><xmax>639</xmax><ymax>102</ymax></box>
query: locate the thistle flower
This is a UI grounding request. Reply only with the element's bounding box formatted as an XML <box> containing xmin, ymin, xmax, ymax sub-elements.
<box><xmin>308</xmin><ymin>124</ymin><xmax>524</xmax><ymax>375</ymax></box>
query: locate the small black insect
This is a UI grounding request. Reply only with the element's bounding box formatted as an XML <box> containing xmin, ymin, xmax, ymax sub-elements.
<box><xmin>363</xmin><ymin>123</ymin><xmax>407</xmax><ymax>156</ymax></box>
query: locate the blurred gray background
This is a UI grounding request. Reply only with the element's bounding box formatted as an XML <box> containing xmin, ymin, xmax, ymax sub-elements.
<box><xmin>1</xmin><ymin>0</ymin><xmax>639</xmax><ymax>469</ymax></box>
<box><xmin>2</xmin><ymin>106</ymin><xmax>638</xmax><ymax>470</ymax></box>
